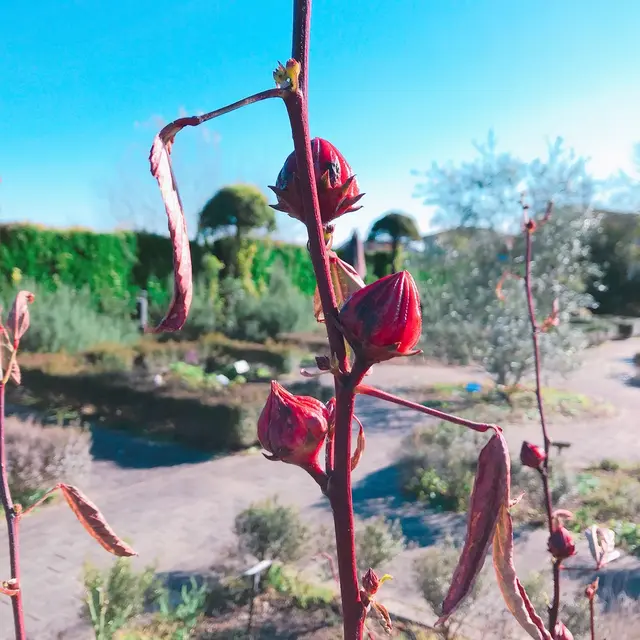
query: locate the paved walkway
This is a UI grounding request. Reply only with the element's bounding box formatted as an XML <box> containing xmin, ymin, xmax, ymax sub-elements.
<box><xmin>0</xmin><ymin>339</ymin><xmax>639</xmax><ymax>639</ymax></box>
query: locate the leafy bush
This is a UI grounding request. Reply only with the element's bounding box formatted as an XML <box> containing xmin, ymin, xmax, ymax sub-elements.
<box><xmin>234</xmin><ymin>497</ymin><xmax>309</xmax><ymax>562</ymax></box>
<box><xmin>355</xmin><ymin>516</ymin><xmax>406</xmax><ymax>572</ymax></box>
<box><xmin>84</xmin><ymin>558</ymin><xmax>161</xmax><ymax>640</ymax></box>
<box><xmin>1</xmin><ymin>281</ymin><xmax>138</xmax><ymax>354</ymax></box>
<box><xmin>399</xmin><ymin>421</ymin><xmax>487</xmax><ymax>512</ymax></box>
<box><xmin>5</xmin><ymin>417</ymin><xmax>91</xmax><ymax>504</ymax></box>
<box><xmin>263</xmin><ymin>564</ymin><xmax>335</xmax><ymax>610</ymax></box>
<box><xmin>414</xmin><ymin>540</ymin><xmax>483</xmax><ymax>617</ymax></box>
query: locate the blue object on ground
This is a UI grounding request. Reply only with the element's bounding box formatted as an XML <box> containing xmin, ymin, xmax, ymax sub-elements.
<box><xmin>466</xmin><ymin>382</ymin><xmax>482</xmax><ymax>393</ymax></box>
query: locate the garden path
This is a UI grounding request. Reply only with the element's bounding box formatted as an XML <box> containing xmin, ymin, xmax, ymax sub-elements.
<box><xmin>0</xmin><ymin>338</ymin><xmax>638</xmax><ymax>639</ymax></box>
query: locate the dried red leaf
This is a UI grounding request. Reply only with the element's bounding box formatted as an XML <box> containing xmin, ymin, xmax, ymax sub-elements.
<box><xmin>437</xmin><ymin>431</ymin><xmax>509</xmax><ymax>623</ymax></box>
<box><xmin>148</xmin><ymin>134</ymin><xmax>193</xmax><ymax>332</ymax></box>
<box><xmin>351</xmin><ymin>416</ymin><xmax>365</xmax><ymax>471</ymax></box>
<box><xmin>59</xmin><ymin>484</ymin><xmax>137</xmax><ymax>557</ymax></box>
<box><xmin>372</xmin><ymin>601</ymin><xmax>392</xmax><ymax>634</ymax></box>
<box><xmin>493</xmin><ymin>504</ymin><xmax>552</xmax><ymax>639</ymax></box>
<box><xmin>9</xmin><ymin>359</ymin><xmax>20</xmax><ymax>385</ymax></box>
<box><xmin>7</xmin><ymin>291</ymin><xmax>34</xmax><ymax>345</ymax></box>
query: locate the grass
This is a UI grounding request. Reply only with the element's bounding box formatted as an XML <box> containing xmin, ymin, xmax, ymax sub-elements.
<box><xmin>414</xmin><ymin>382</ymin><xmax>614</xmax><ymax>422</ymax></box>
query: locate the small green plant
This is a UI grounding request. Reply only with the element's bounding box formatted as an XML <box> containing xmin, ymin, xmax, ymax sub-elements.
<box><xmin>355</xmin><ymin>516</ymin><xmax>406</xmax><ymax>572</ymax></box>
<box><xmin>234</xmin><ymin>497</ymin><xmax>309</xmax><ymax>562</ymax></box>
<box><xmin>84</xmin><ymin>558</ymin><xmax>161</xmax><ymax>640</ymax></box>
<box><xmin>153</xmin><ymin>577</ymin><xmax>208</xmax><ymax>640</ymax></box>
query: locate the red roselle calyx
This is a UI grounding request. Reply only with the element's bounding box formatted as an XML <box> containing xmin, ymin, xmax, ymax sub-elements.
<box><xmin>338</xmin><ymin>271</ymin><xmax>422</xmax><ymax>365</ymax></box>
<box><xmin>258</xmin><ymin>381</ymin><xmax>328</xmax><ymax>470</ymax></box>
<box><xmin>553</xmin><ymin>622</ymin><xmax>574</xmax><ymax>640</ymax></box>
<box><xmin>548</xmin><ymin>525</ymin><xmax>576</xmax><ymax>561</ymax></box>
<box><xmin>314</xmin><ymin>252</ymin><xmax>365</xmax><ymax>322</ymax></box>
<box><xmin>519</xmin><ymin>441</ymin><xmax>546</xmax><ymax>469</ymax></box>
<box><xmin>269</xmin><ymin>138</ymin><xmax>365</xmax><ymax>226</ymax></box>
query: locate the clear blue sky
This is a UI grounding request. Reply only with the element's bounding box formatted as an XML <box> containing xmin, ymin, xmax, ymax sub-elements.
<box><xmin>2</xmin><ymin>0</ymin><xmax>640</xmax><ymax>244</ymax></box>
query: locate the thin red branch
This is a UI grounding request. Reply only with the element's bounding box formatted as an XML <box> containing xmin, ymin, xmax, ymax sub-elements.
<box><xmin>0</xmin><ymin>384</ymin><xmax>26</xmax><ymax>639</ymax></box>
<box><xmin>589</xmin><ymin>596</ymin><xmax>595</xmax><ymax>640</ymax></box>
<box><xmin>286</xmin><ymin>4</ymin><xmax>364</xmax><ymax>636</ymax></box>
<box><xmin>355</xmin><ymin>384</ymin><xmax>497</xmax><ymax>434</ymax></box>
<box><xmin>523</xmin><ymin>225</ymin><xmax>559</xmax><ymax>633</ymax></box>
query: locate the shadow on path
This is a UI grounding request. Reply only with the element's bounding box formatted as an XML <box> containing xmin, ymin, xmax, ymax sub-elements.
<box><xmin>351</xmin><ymin>463</ymin><xmax>467</xmax><ymax>548</ymax></box>
<box><xmin>90</xmin><ymin>426</ymin><xmax>213</xmax><ymax>469</ymax></box>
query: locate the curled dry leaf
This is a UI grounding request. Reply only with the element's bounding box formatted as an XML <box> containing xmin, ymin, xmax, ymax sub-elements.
<box><xmin>493</xmin><ymin>505</ymin><xmax>551</xmax><ymax>639</ymax></box>
<box><xmin>371</xmin><ymin>600</ymin><xmax>392</xmax><ymax>634</ymax></box>
<box><xmin>437</xmin><ymin>431</ymin><xmax>509</xmax><ymax>624</ymax></box>
<box><xmin>59</xmin><ymin>484</ymin><xmax>137</xmax><ymax>557</ymax></box>
<box><xmin>7</xmin><ymin>290</ymin><xmax>35</xmax><ymax>345</ymax></box>
<box><xmin>148</xmin><ymin>132</ymin><xmax>193</xmax><ymax>333</ymax></box>
<box><xmin>351</xmin><ymin>416</ymin><xmax>365</xmax><ymax>471</ymax></box>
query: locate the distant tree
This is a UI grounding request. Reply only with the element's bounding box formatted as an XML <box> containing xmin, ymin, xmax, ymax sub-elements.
<box><xmin>410</xmin><ymin>134</ymin><xmax>600</xmax><ymax>386</ymax></box>
<box><xmin>367</xmin><ymin>211</ymin><xmax>421</xmax><ymax>273</ymax></box>
<box><xmin>198</xmin><ymin>184</ymin><xmax>275</xmax><ymax>276</ymax></box>
<box><xmin>415</xmin><ymin>132</ymin><xmax>594</xmax><ymax>230</ymax></box>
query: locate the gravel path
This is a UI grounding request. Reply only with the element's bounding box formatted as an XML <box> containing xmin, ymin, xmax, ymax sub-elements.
<box><xmin>0</xmin><ymin>339</ymin><xmax>638</xmax><ymax>639</ymax></box>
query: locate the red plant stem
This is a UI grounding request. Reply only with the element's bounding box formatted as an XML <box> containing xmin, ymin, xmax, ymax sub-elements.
<box><xmin>523</xmin><ymin>227</ymin><xmax>559</xmax><ymax>633</ymax></box>
<box><xmin>291</xmin><ymin>0</ymin><xmax>311</xmax><ymax>95</ymax></box>
<box><xmin>589</xmin><ymin>594</ymin><xmax>596</xmax><ymax>640</ymax></box>
<box><xmin>355</xmin><ymin>384</ymin><xmax>497</xmax><ymax>434</ymax></box>
<box><xmin>286</xmin><ymin>3</ymin><xmax>364</xmax><ymax>636</ymax></box>
<box><xmin>0</xmin><ymin>384</ymin><xmax>26</xmax><ymax>640</ymax></box>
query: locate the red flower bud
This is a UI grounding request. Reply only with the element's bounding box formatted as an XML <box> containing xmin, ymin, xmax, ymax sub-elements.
<box><xmin>338</xmin><ymin>271</ymin><xmax>422</xmax><ymax>365</ymax></box>
<box><xmin>258</xmin><ymin>381</ymin><xmax>329</xmax><ymax>468</ymax></box>
<box><xmin>269</xmin><ymin>138</ymin><xmax>365</xmax><ymax>225</ymax></box>
<box><xmin>362</xmin><ymin>568</ymin><xmax>380</xmax><ymax>597</ymax></box>
<box><xmin>585</xmin><ymin>577</ymin><xmax>599</xmax><ymax>601</ymax></box>
<box><xmin>520</xmin><ymin>441</ymin><xmax>546</xmax><ymax>469</ymax></box>
<box><xmin>548</xmin><ymin>525</ymin><xmax>576</xmax><ymax>561</ymax></box>
<box><xmin>554</xmin><ymin>622</ymin><xmax>574</xmax><ymax>640</ymax></box>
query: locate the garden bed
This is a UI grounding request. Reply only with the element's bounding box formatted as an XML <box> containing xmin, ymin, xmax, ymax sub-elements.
<box><xmin>7</xmin><ymin>334</ymin><xmax>328</xmax><ymax>452</ymax></box>
<box><xmin>412</xmin><ymin>383</ymin><xmax>614</xmax><ymax>422</ymax></box>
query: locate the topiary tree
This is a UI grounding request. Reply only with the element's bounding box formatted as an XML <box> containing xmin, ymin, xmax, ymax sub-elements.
<box><xmin>198</xmin><ymin>184</ymin><xmax>276</xmax><ymax>277</ymax></box>
<box><xmin>367</xmin><ymin>211</ymin><xmax>421</xmax><ymax>273</ymax></box>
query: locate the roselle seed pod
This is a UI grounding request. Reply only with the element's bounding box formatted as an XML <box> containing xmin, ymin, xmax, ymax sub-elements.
<box><xmin>553</xmin><ymin>621</ymin><xmax>574</xmax><ymax>640</ymax></box>
<box><xmin>519</xmin><ymin>441</ymin><xmax>546</xmax><ymax>469</ymax></box>
<box><xmin>338</xmin><ymin>271</ymin><xmax>422</xmax><ymax>365</ymax></box>
<box><xmin>258</xmin><ymin>381</ymin><xmax>328</xmax><ymax>468</ymax></box>
<box><xmin>269</xmin><ymin>138</ymin><xmax>364</xmax><ymax>225</ymax></box>
<box><xmin>548</xmin><ymin>525</ymin><xmax>576</xmax><ymax>561</ymax></box>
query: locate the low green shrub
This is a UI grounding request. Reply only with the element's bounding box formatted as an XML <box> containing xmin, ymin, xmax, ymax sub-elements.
<box><xmin>355</xmin><ymin>516</ymin><xmax>406</xmax><ymax>572</ymax></box>
<box><xmin>5</xmin><ymin>416</ymin><xmax>91</xmax><ymax>505</ymax></box>
<box><xmin>414</xmin><ymin>539</ymin><xmax>483</xmax><ymax>618</ymax></box>
<box><xmin>263</xmin><ymin>564</ymin><xmax>335</xmax><ymax>610</ymax></box>
<box><xmin>399</xmin><ymin>421</ymin><xmax>486</xmax><ymax>512</ymax></box>
<box><xmin>234</xmin><ymin>498</ymin><xmax>309</xmax><ymax>562</ymax></box>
